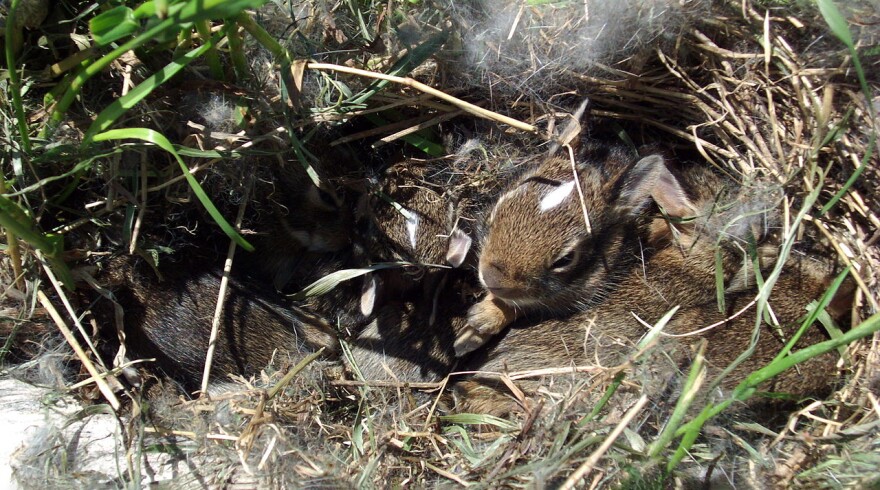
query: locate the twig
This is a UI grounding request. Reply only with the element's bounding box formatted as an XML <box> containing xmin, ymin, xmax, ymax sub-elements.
<box><xmin>425</xmin><ymin>461</ymin><xmax>471</xmax><ymax>487</ymax></box>
<box><xmin>306</xmin><ymin>62</ymin><xmax>538</xmax><ymax>134</ymax></box>
<box><xmin>39</xmin><ymin>253</ymin><xmax>108</xmax><ymax>369</ymax></box>
<box><xmin>373</xmin><ymin>109</ymin><xmax>466</xmax><ymax>147</ymax></box>
<box><xmin>200</xmin><ymin>171</ymin><xmax>254</xmax><ymax>395</ymax></box>
<box><xmin>659</xmin><ymin>295</ymin><xmax>760</xmax><ymax>338</ymax></box>
<box><xmin>129</xmin><ymin>155</ymin><xmax>147</xmax><ymax>254</ymax></box>
<box><xmin>331</xmin><ymin>113</ymin><xmax>437</xmax><ymax>146</ymax></box>
<box><xmin>330</xmin><ymin>379</ymin><xmax>445</xmax><ymax>390</ymax></box>
<box><xmin>38</xmin><ymin>290</ymin><xmax>120</xmax><ymax>410</ymax></box>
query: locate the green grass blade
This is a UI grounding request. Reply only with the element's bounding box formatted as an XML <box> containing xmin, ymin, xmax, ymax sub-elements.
<box><xmin>0</xmin><ymin>196</ymin><xmax>74</xmax><ymax>288</ymax></box>
<box><xmin>91</xmin><ymin>128</ymin><xmax>254</xmax><ymax>251</ymax></box>
<box><xmin>579</xmin><ymin>371</ymin><xmax>625</xmax><ymax>425</ymax></box>
<box><xmin>0</xmin><ymin>195</ymin><xmax>60</xmax><ymax>255</ymax></box>
<box><xmin>173</xmin><ymin>0</ymin><xmax>268</xmax><ymax>25</ymax></box>
<box><xmin>89</xmin><ymin>6</ymin><xmax>140</xmax><ymax>47</ymax></box>
<box><xmin>83</xmin><ymin>30</ymin><xmax>224</xmax><ymax>142</ymax></box>
<box><xmin>3</xmin><ymin>150</ymin><xmax>120</xmax><ymax>196</ymax></box>
<box><xmin>195</xmin><ymin>20</ymin><xmax>225</xmax><ymax>80</ymax></box>
<box><xmin>816</xmin><ymin>0</ymin><xmax>876</xmax><ymax>215</ymax></box>
<box><xmin>649</xmin><ymin>342</ymin><xmax>706</xmax><ymax>462</ymax></box>
<box><xmin>49</xmin><ymin>17</ymin><xmax>180</xmax><ymax>127</ymax></box>
<box><xmin>349</xmin><ymin>30</ymin><xmax>449</xmax><ymax>105</ymax></box>
<box><xmin>769</xmin><ymin>266</ymin><xmax>851</xmax><ymax>364</ymax></box>
<box><xmin>667</xmin><ymin>311</ymin><xmax>880</xmax><ymax>472</ymax></box>
<box><xmin>439</xmin><ymin>413</ymin><xmax>519</xmax><ymax>431</ymax></box>
<box><xmin>5</xmin><ymin>0</ymin><xmax>32</xmax><ymax>154</ymax></box>
<box><xmin>50</xmin><ymin>0</ymin><xmax>268</xmax><ymax>128</ymax></box>
<box><xmin>816</xmin><ymin>0</ymin><xmax>870</xmax><ymax>100</ymax></box>
<box><xmin>820</xmin><ymin>136</ymin><xmax>875</xmax><ymax>214</ymax></box>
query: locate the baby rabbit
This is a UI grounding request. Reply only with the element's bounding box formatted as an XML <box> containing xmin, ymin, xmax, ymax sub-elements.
<box><xmin>456</xmin><ymin>143</ymin><xmax>694</xmax><ymax>356</ymax></box>
<box><xmin>455</xmin><ymin>253</ymin><xmax>848</xmax><ymax>416</ymax></box>
<box><xmin>366</xmin><ymin>157</ymin><xmax>473</xmax><ymax>268</ymax></box>
<box><xmin>94</xmin><ymin>255</ymin><xmax>339</xmax><ymax>392</ymax></box>
<box><xmin>345</xmin><ymin>272</ymin><xmax>476</xmax><ymax>384</ymax></box>
<box><xmin>453</xmin><ymin>163</ymin><xmax>851</xmax><ymax>415</ymax></box>
<box><xmin>242</xmin><ymin>161</ymin><xmax>358</xmax><ymax>294</ymax></box>
<box><xmin>343</xmin><ymin>158</ymin><xmax>480</xmax><ymax>383</ymax></box>
<box><xmin>356</xmin><ymin>157</ymin><xmax>475</xmax><ymax>319</ymax></box>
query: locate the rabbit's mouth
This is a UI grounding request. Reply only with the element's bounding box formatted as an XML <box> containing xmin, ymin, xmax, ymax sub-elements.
<box><xmin>486</xmin><ymin>288</ymin><xmax>540</xmax><ymax>307</ymax></box>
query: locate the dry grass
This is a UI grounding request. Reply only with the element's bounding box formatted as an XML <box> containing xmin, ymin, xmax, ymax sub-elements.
<box><xmin>1</xmin><ymin>0</ymin><xmax>879</xmax><ymax>487</ymax></box>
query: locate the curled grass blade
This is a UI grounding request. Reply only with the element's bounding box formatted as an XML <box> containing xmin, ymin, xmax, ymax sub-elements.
<box><xmin>92</xmin><ymin>128</ymin><xmax>254</xmax><ymax>251</ymax></box>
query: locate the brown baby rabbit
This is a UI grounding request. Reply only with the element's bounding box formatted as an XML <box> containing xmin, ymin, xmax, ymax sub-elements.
<box><xmin>366</xmin><ymin>157</ymin><xmax>473</xmax><ymax>268</ymax></box>
<box><xmin>344</xmin><ymin>158</ymin><xmax>480</xmax><ymax>383</ymax></box>
<box><xmin>357</xmin><ymin>157</ymin><xmax>475</xmax><ymax>320</ymax></box>
<box><xmin>94</xmin><ymin>255</ymin><xmax>339</xmax><ymax>392</ymax></box>
<box><xmin>453</xmin><ymin>163</ymin><xmax>850</xmax><ymax>415</ymax></box>
<box><xmin>345</xmin><ymin>272</ymin><xmax>476</xmax><ymax>384</ymax></box>
<box><xmin>455</xmin><ymin>251</ymin><xmax>848</xmax><ymax>416</ymax></box>
<box><xmin>456</xmin><ymin>143</ymin><xmax>697</xmax><ymax>356</ymax></box>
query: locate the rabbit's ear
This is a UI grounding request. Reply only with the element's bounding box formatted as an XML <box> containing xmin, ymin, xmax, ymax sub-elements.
<box><xmin>360</xmin><ymin>273</ymin><xmax>379</xmax><ymax>317</ymax></box>
<box><xmin>549</xmin><ymin>98</ymin><xmax>591</xmax><ymax>154</ymax></box>
<box><xmin>446</xmin><ymin>228</ymin><xmax>472</xmax><ymax>268</ymax></box>
<box><xmin>617</xmin><ymin>154</ymin><xmax>697</xmax><ymax>218</ymax></box>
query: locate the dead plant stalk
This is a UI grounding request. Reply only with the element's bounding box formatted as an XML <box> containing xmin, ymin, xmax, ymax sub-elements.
<box><xmin>305</xmin><ymin>63</ymin><xmax>538</xmax><ymax>134</ymax></box>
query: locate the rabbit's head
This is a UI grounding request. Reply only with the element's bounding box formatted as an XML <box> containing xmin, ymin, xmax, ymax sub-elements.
<box><xmin>476</xmin><ymin>143</ymin><xmax>692</xmax><ymax>313</ymax></box>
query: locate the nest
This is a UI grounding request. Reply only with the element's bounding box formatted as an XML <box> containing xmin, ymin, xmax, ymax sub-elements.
<box><xmin>2</xmin><ymin>0</ymin><xmax>879</xmax><ymax>487</ymax></box>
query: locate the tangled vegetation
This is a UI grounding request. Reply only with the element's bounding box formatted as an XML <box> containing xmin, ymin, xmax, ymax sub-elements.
<box><xmin>1</xmin><ymin>0</ymin><xmax>878</xmax><ymax>487</ymax></box>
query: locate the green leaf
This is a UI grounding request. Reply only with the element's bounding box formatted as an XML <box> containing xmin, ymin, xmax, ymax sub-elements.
<box><xmin>132</xmin><ymin>1</ymin><xmax>159</xmax><ymax>19</ymax></box>
<box><xmin>91</xmin><ymin>128</ymin><xmax>254</xmax><ymax>251</ymax></box>
<box><xmin>0</xmin><ymin>196</ymin><xmax>58</xmax><ymax>254</ymax></box>
<box><xmin>90</xmin><ymin>6</ymin><xmax>140</xmax><ymax>47</ymax></box>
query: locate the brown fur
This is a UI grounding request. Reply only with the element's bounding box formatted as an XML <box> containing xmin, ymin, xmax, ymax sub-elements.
<box><xmin>453</xmin><ymin>161</ymin><xmax>849</xmax><ymax>415</ymax></box>
<box><xmin>345</xmin><ymin>158</ymin><xmax>478</xmax><ymax>383</ymax></box>
<box><xmin>367</xmin><ymin>158</ymin><xmax>463</xmax><ymax>266</ymax></box>
<box><xmin>457</xmin><ymin>144</ymin><xmax>688</xmax><ymax>355</ymax></box>
<box><xmin>95</xmin><ymin>256</ymin><xmax>339</xmax><ymax>392</ymax></box>
<box><xmin>346</xmin><ymin>273</ymin><xmax>477</xmax><ymax>383</ymax></box>
<box><xmin>455</xmin><ymin>249</ymin><xmax>846</xmax><ymax>416</ymax></box>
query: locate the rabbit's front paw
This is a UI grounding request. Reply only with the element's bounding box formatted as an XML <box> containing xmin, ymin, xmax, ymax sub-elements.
<box><xmin>453</xmin><ymin>296</ymin><xmax>517</xmax><ymax>357</ymax></box>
